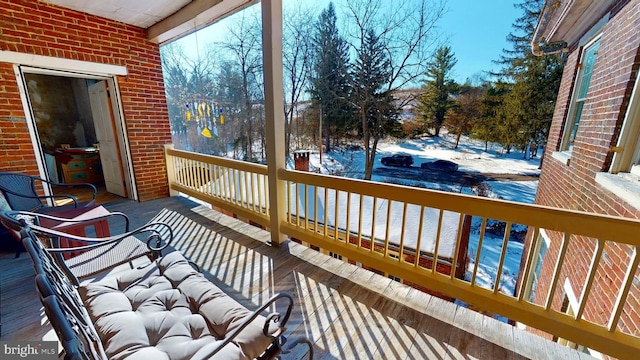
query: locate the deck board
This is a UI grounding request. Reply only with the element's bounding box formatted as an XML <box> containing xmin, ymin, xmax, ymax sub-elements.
<box><xmin>0</xmin><ymin>196</ymin><xmax>597</xmax><ymax>359</ymax></box>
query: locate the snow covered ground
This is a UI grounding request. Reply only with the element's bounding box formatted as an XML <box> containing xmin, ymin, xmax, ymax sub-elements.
<box><xmin>287</xmin><ymin>132</ymin><xmax>540</xmax><ymax>320</ymax></box>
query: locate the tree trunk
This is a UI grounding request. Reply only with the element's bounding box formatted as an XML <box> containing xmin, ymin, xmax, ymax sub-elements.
<box><xmin>324</xmin><ymin>123</ymin><xmax>331</xmax><ymax>154</ymax></box>
<box><xmin>362</xmin><ymin>109</ymin><xmax>373</xmax><ymax>181</ymax></box>
<box><xmin>455</xmin><ymin>132</ymin><xmax>462</xmax><ymax>149</ymax></box>
<box><xmin>434</xmin><ymin>126</ymin><xmax>441</xmax><ymax>137</ymax></box>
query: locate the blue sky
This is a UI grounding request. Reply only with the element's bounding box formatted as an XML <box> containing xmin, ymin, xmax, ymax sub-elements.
<box><xmin>439</xmin><ymin>1</ymin><xmax>521</xmax><ymax>83</ymax></box>
<box><xmin>172</xmin><ymin>1</ymin><xmax>522</xmax><ymax>85</ymax></box>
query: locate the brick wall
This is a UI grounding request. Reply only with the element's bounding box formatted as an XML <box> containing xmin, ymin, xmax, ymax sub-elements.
<box><xmin>529</xmin><ymin>0</ymin><xmax>640</xmax><ymax>341</ymax></box>
<box><xmin>0</xmin><ymin>0</ymin><xmax>171</xmax><ymax>201</ymax></box>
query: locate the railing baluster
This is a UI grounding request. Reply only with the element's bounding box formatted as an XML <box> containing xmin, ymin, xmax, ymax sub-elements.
<box><xmin>357</xmin><ymin>194</ymin><xmax>364</xmax><ymax>249</ymax></box>
<box><xmin>244</xmin><ymin>169</ymin><xmax>250</xmax><ymax>210</ymax></box>
<box><xmin>334</xmin><ymin>190</ymin><xmax>339</xmax><ymax>240</ymax></box>
<box><xmin>518</xmin><ymin>227</ymin><xmax>540</xmax><ymax>301</ymax></box>
<box><xmin>432</xmin><ymin>209</ymin><xmax>444</xmax><ymax>274</ymax></box>
<box><xmin>259</xmin><ymin>174</ymin><xmax>265</xmax><ymax>215</ymax></box>
<box><xmin>189</xmin><ymin>159</ymin><xmax>195</xmax><ymax>188</ymax></box>
<box><xmin>472</xmin><ymin>218</ymin><xmax>488</xmax><ymax>287</ymax></box>
<box><xmin>214</xmin><ymin>165</ymin><xmax>221</xmax><ymax>198</ymax></box>
<box><xmin>207</xmin><ymin>164</ymin><xmax>214</xmax><ymax>196</ymax></box>
<box><xmin>545</xmin><ymin>232</ymin><xmax>571</xmax><ymax>311</ymax></box>
<box><xmin>304</xmin><ymin>183</ymin><xmax>309</xmax><ymax>231</ymax></box>
<box><xmin>224</xmin><ymin>167</ymin><xmax>231</xmax><ymax>202</ymax></box>
<box><xmin>186</xmin><ymin>159</ymin><xmax>192</xmax><ymax>187</ymax></box>
<box><xmin>295</xmin><ymin>182</ymin><xmax>300</xmax><ymax>227</ymax></box>
<box><xmin>398</xmin><ymin>202</ymin><xmax>408</xmax><ymax>262</ymax></box>
<box><xmin>576</xmin><ymin>239</ymin><xmax>604</xmax><ymax>320</ymax></box>
<box><xmin>233</xmin><ymin>169</ymin><xmax>240</xmax><ymax>205</ymax></box>
<box><xmin>608</xmin><ymin>246</ymin><xmax>640</xmax><ymax>332</ymax></box>
<box><xmin>314</xmin><ymin>185</ymin><xmax>318</xmax><ymax>234</ymax></box>
<box><xmin>493</xmin><ymin>222</ymin><xmax>513</xmax><ymax>293</ymax></box>
<box><xmin>324</xmin><ymin>186</ymin><xmax>329</xmax><ymax>237</ymax></box>
<box><xmin>286</xmin><ymin>180</ymin><xmax>291</xmax><ymax>223</ymax></box>
<box><xmin>384</xmin><ymin>200</ymin><xmax>392</xmax><ymax>257</ymax></box>
<box><xmin>370</xmin><ymin>197</ymin><xmax>378</xmax><ymax>253</ymax></box>
<box><xmin>414</xmin><ymin>206</ymin><xmax>425</xmax><ymax>268</ymax></box>
<box><xmin>451</xmin><ymin>213</ymin><xmax>466</xmax><ymax>280</ymax></box>
<box><xmin>346</xmin><ymin>192</ymin><xmax>351</xmax><ymax>245</ymax></box>
<box><xmin>264</xmin><ymin>173</ymin><xmax>269</xmax><ymax>214</ymax></box>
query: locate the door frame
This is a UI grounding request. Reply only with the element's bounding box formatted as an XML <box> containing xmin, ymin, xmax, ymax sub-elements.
<box><xmin>10</xmin><ymin>60</ymin><xmax>137</xmax><ymax>201</ymax></box>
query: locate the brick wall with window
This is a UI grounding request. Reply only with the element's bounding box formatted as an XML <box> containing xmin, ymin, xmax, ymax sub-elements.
<box><xmin>529</xmin><ymin>1</ymin><xmax>640</xmax><ymax>343</ymax></box>
<box><xmin>0</xmin><ymin>0</ymin><xmax>171</xmax><ymax>201</ymax></box>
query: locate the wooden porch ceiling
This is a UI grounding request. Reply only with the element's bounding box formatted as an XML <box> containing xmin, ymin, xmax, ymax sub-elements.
<box><xmin>42</xmin><ymin>0</ymin><xmax>256</xmax><ymax>44</ymax></box>
<box><xmin>0</xmin><ymin>196</ymin><xmax>594</xmax><ymax>359</ymax></box>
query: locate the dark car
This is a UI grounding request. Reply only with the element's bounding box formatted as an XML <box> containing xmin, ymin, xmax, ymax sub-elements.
<box><xmin>421</xmin><ymin>159</ymin><xmax>459</xmax><ymax>172</ymax></box>
<box><xmin>380</xmin><ymin>154</ymin><xmax>413</xmax><ymax>167</ymax></box>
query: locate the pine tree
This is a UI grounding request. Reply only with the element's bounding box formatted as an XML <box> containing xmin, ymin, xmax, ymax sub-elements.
<box><xmin>351</xmin><ymin>28</ymin><xmax>398</xmax><ymax>180</ymax></box>
<box><xmin>491</xmin><ymin>0</ymin><xmax>564</xmax><ymax>154</ymax></box>
<box><xmin>416</xmin><ymin>46</ymin><xmax>459</xmax><ymax>137</ymax></box>
<box><xmin>309</xmin><ymin>3</ymin><xmax>352</xmax><ymax>154</ymax></box>
<box><xmin>473</xmin><ymin>82</ymin><xmax>509</xmax><ymax>152</ymax></box>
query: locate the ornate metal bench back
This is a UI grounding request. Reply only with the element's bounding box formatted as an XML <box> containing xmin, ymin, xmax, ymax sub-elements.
<box><xmin>21</xmin><ymin>227</ymin><xmax>107</xmax><ymax>359</ymax></box>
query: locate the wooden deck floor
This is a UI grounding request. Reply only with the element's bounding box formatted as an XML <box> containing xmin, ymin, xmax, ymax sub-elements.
<box><xmin>0</xmin><ymin>196</ymin><xmax>595</xmax><ymax>359</ymax></box>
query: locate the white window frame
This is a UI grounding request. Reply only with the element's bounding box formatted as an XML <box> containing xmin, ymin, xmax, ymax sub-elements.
<box><xmin>557</xmin><ymin>279</ymin><xmax>603</xmax><ymax>358</ymax></box>
<box><xmin>610</xmin><ymin>70</ymin><xmax>640</xmax><ymax>174</ymax></box>
<box><xmin>560</xmin><ymin>36</ymin><xmax>601</xmax><ymax>152</ymax></box>
<box><xmin>594</xmin><ymin>70</ymin><xmax>640</xmax><ymax>212</ymax></box>
<box><xmin>523</xmin><ymin>230</ymin><xmax>550</xmax><ymax>302</ymax></box>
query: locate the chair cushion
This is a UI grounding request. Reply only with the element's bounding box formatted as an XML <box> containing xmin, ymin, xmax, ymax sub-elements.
<box><xmin>78</xmin><ymin>251</ymin><xmax>273</xmax><ymax>360</ymax></box>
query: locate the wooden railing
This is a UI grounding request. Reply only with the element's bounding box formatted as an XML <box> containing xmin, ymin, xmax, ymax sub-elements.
<box><xmin>165</xmin><ymin>147</ymin><xmax>640</xmax><ymax>359</ymax></box>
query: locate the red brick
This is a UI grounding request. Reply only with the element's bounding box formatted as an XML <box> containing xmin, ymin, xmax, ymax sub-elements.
<box><xmin>0</xmin><ymin>0</ymin><xmax>169</xmax><ymax>201</ymax></box>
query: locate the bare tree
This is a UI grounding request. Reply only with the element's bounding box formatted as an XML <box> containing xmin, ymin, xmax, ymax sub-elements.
<box><xmin>161</xmin><ymin>42</ymin><xmax>219</xmax><ymax>154</ymax></box>
<box><xmin>218</xmin><ymin>10</ymin><xmax>263</xmax><ymax>162</ymax></box>
<box><xmin>447</xmin><ymin>82</ymin><xmax>485</xmax><ymax>148</ymax></box>
<box><xmin>283</xmin><ymin>3</ymin><xmax>314</xmax><ymax>158</ymax></box>
<box><xmin>343</xmin><ymin>0</ymin><xmax>446</xmax><ymax>180</ymax></box>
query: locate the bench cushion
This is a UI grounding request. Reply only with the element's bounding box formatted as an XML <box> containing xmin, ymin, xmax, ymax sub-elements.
<box><xmin>78</xmin><ymin>251</ymin><xmax>274</xmax><ymax>360</ymax></box>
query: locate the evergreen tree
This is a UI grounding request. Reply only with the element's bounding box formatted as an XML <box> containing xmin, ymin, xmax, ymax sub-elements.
<box><xmin>416</xmin><ymin>46</ymin><xmax>459</xmax><ymax>137</ymax></box>
<box><xmin>491</xmin><ymin>0</ymin><xmax>564</xmax><ymax>154</ymax></box>
<box><xmin>352</xmin><ymin>28</ymin><xmax>399</xmax><ymax>180</ymax></box>
<box><xmin>309</xmin><ymin>2</ymin><xmax>352</xmax><ymax>154</ymax></box>
<box><xmin>473</xmin><ymin>82</ymin><xmax>509</xmax><ymax>152</ymax></box>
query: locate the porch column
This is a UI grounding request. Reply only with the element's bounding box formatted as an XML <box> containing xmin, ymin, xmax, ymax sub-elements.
<box><xmin>261</xmin><ymin>0</ymin><xmax>287</xmax><ymax>245</ymax></box>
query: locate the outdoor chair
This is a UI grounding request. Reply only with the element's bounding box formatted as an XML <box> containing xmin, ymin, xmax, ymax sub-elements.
<box><xmin>0</xmin><ymin>171</ymin><xmax>96</xmax><ymax>213</ymax></box>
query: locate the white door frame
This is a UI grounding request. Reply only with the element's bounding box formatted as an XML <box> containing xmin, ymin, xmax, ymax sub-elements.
<box><xmin>4</xmin><ymin>54</ymin><xmax>137</xmax><ymax>201</ymax></box>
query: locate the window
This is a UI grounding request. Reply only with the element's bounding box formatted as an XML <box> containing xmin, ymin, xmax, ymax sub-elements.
<box><xmin>524</xmin><ymin>231</ymin><xmax>549</xmax><ymax>302</ymax></box>
<box><xmin>609</xmin><ymin>71</ymin><xmax>640</xmax><ymax>175</ymax></box>
<box><xmin>594</xmin><ymin>71</ymin><xmax>640</xmax><ymax>212</ymax></box>
<box><xmin>562</xmin><ymin>37</ymin><xmax>601</xmax><ymax>152</ymax></box>
<box><xmin>556</xmin><ymin>281</ymin><xmax>602</xmax><ymax>358</ymax></box>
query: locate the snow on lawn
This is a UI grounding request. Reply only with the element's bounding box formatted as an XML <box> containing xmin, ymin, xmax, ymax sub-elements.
<box><xmin>288</xmin><ymin>132</ymin><xmax>539</xmax><ymax>321</ymax></box>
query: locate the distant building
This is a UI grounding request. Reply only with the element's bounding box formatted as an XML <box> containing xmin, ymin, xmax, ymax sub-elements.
<box><xmin>523</xmin><ymin>0</ymin><xmax>640</xmax><ymax>356</ymax></box>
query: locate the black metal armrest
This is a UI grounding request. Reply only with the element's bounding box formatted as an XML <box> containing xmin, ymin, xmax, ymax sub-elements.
<box><xmin>48</xmin><ymin>180</ymin><xmax>97</xmax><ymax>203</ymax></box>
<box><xmin>28</xmin><ymin>221</ymin><xmax>172</xmax><ymax>253</ymax></box>
<box><xmin>0</xmin><ymin>187</ymin><xmax>81</xmax><ymax>208</ymax></box>
<box><xmin>193</xmin><ymin>293</ymin><xmax>296</xmax><ymax>360</ymax></box>
<box><xmin>19</xmin><ymin>210</ymin><xmax>131</xmax><ymax>233</ymax></box>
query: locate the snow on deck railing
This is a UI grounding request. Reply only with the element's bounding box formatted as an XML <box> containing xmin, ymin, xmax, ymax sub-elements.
<box><xmin>165</xmin><ymin>147</ymin><xmax>640</xmax><ymax>359</ymax></box>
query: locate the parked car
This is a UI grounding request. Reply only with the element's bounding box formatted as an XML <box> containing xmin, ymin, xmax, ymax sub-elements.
<box><xmin>380</xmin><ymin>154</ymin><xmax>413</xmax><ymax>167</ymax></box>
<box><xmin>421</xmin><ymin>159</ymin><xmax>458</xmax><ymax>172</ymax></box>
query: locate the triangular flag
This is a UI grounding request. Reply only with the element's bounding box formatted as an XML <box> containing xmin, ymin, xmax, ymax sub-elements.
<box><xmin>201</xmin><ymin>127</ymin><xmax>212</xmax><ymax>138</ymax></box>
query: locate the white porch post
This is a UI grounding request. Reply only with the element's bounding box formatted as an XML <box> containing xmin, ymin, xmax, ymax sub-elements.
<box><xmin>262</xmin><ymin>0</ymin><xmax>287</xmax><ymax>245</ymax></box>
